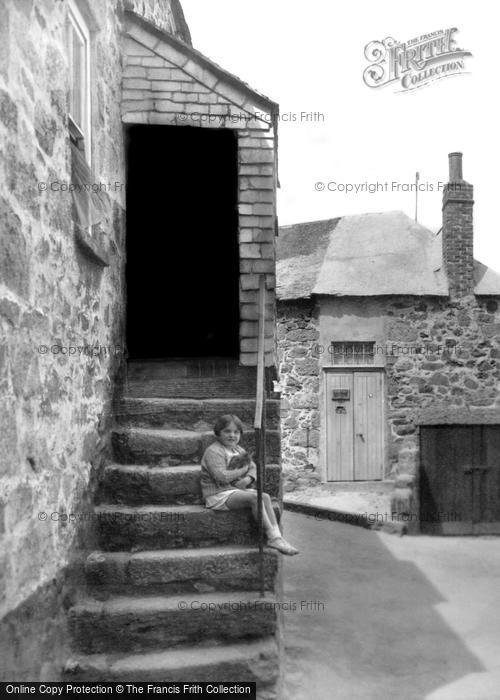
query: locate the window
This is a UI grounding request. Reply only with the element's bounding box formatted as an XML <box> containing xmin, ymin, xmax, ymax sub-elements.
<box><xmin>68</xmin><ymin>1</ymin><xmax>91</xmax><ymax>161</ymax></box>
<box><xmin>330</xmin><ymin>342</ymin><xmax>375</xmax><ymax>365</ymax></box>
<box><xmin>65</xmin><ymin>2</ymin><xmax>107</xmax><ymax>264</ymax></box>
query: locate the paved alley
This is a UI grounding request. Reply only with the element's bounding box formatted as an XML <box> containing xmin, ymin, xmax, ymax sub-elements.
<box><xmin>282</xmin><ymin>511</ymin><xmax>500</xmax><ymax>700</ymax></box>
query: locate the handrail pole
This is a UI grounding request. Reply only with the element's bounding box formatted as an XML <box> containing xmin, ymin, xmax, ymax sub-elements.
<box><xmin>262</xmin><ymin>376</ymin><xmax>267</xmax><ymax>488</ymax></box>
<box><xmin>256</xmin><ymin>426</ymin><xmax>264</xmax><ymax>597</ymax></box>
<box><xmin>254</xmin><ymin>278</ymin><xmax>266</xmax><ymax>431</ymax></box>
<box><xmin>259</xmin><ymin>398</ymin><xmax>267</xmax><ymax>596</ymax></box>
<box><xmin>254</xmin><ymin>275</ymin><xmax>267</xmax><ymax>598</ymax></box>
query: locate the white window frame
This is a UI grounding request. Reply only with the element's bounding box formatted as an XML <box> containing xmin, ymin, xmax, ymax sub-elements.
<box><xmin>68</xmin><ymin>0</ymin><xmax>91</xmax><ymax>164</ymax></box>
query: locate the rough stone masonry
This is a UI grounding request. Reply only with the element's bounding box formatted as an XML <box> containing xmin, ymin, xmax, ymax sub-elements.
<box><xmin>0</xmin><ymin>0</ymin><xmax>189</xmax><ymax>680</ymax></box>
<box><xmin>277</xmin><ymin>154</ymin><xmax>500</xmax><ymax>494</ymax></box>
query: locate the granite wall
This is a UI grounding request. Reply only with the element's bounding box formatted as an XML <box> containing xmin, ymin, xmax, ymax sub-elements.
<box><xmin>277</xmin><ymin>294</ymin><xmax>500</xmax><ymax>492</ymax></box>
<box><xmin>277</xmin><ymin>300</ymin><xmax>321</xmax><ymax>491</ymax></box>
<box><xmin>0</xmin><ymin>0</ymin><xmax>184</xmax><ymax>680</ymax></box>
<box><xmin>385</xmin><ymin>294</ymin><xmax>500</xmax><ymax>476</ymax></box>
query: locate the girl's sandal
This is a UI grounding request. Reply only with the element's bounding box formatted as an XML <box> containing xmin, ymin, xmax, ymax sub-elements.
<box><xmin>267</xmin><ymin>536</ymin><xmax>299</xmax><ymax>556</ymax></box>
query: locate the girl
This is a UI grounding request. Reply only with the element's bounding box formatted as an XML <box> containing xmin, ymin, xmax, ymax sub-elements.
<box><xmin>200</xmin><ymin>414</ymin><xmax>299</xmax><ymax>555</ymax></box>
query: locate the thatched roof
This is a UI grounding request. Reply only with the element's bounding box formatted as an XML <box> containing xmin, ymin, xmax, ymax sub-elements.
<box><xmin>277</xmin><ymin>211</ymin><xmax>500</xmax><ymax>299</ymax></box>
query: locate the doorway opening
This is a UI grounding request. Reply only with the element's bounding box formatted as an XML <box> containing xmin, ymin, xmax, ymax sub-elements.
<box><xmin>125</xmin><ymin>124</ymin><xmax>240</xmax><ymax>359</ymax></box>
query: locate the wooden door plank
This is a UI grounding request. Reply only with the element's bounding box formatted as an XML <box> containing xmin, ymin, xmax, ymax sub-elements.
<box><xmin>326</xmin><ymin>373</ymin><xmax>354</xmax><ymax>480</ymax></box>
<box><xmin>420</xmin><ymin>426</ymin><xmax>474</xmax><ymax>534</ymax></box>
<box><xmin>353</xmin><ymin>372</ymin><xmax>384</xmax><ymax>480</ymax></box>
<box><xmin>478</xmin><ymin>425</ymin><xmax>500</xmax><ymax>531</ymax></box>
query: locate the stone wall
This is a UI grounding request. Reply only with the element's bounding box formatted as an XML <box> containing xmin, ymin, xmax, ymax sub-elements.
<box><xmin>385</xmin><ymin>294</ymin><xmax>500</xmax><ymax>476</ymax></box>
<box><xmin>277</xmin><ymin>300</ymin><xmax>321</xmax><ymax>491</ymax></box>
<box><xmin>0</xmin><ymin>0</ymin><xmax>181</xmax><ymax>680</ymax></box>
<box><xmin>121</xmin><ymin>12</ymin><xmax>278</xmax><ymax>367</ymax></box>
<box><xmin>277</xmin><ymin>294</ymin><xmax>500</xmax><ymax>492</ymax></box>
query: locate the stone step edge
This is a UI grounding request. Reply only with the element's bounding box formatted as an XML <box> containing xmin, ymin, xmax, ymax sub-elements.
<box><xmin>112</xmin><ymin>427</ymin><xmax>281</xmax><ymax>437</ymax></box>
<box><xmin>115</xmin><ymin>397</ymin><xmax>281</xmax><ymax>405</ymax></box>
<box><xmin>63</xmin><ymin>636</ymin><xmax>279</xmax><ymax>678</ymax></box>
<box><xmin>314</xmin><ymin>480</ymin><xmax>395</xmax><ymax>493</ymax></box>
<box><xmin>102</xmin><ymin>463</ymin><xmax>281</xmax><ymax>472</ymax></box>
<box><xmin>85</xmin><ymin>544</ymin><xmax>279</xmax><ymax>565</ymax></box>
<box><xmin>70</xmin><ymin>590</ymin><xmax>278</xmax><ymax>616</ymax></box>
<box><xmin>95</xmin><ymin>502</ymin><xmax>281</xmax><ymax>512</ymax></box>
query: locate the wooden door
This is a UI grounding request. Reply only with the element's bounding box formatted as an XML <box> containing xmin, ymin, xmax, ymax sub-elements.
<box><xmin>420</xmin><ymin>426</ymin><xmax>500</xmax><ymax>535</ymax></box>
<box><xmin>325</xmin><ymin>371</ymin><xmax>385</xmax><ymax>481</ymax></box>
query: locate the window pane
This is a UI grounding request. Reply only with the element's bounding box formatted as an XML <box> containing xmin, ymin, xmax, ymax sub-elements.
<box><xmin>365</xmin><ymin>343</ymin><xmax>374</xmax><ymax>364</ymax></box>
<box><xmin>331</xmin><ymin>341</ymin><xmax>375</xmax><ymax>365</ymax></box>
<box><xmin>69</xmin><ymin>16</ymin><xmax>87</xmax><ymax>138</ymax></box>
<box><xmin>72</xmin><ymin>28</ymin><xmax>84</xmax><ymax>127</ymax></box>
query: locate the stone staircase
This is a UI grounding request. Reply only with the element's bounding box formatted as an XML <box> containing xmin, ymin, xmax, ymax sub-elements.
<box><xmin>64</xmin><ymin>362</ymin><xmax>283</xmax><ymax>698</ymax></box>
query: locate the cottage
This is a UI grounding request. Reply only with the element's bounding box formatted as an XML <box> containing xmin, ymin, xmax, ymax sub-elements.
<box><xmin>277</xmin><ymin>153</ymin><xmax>500</xmax><ymax>534</ymax></box>
<box><xmin>1</xmin><ymin>0</ymin><xmax>282</xmax><ymax>691</ymax></box>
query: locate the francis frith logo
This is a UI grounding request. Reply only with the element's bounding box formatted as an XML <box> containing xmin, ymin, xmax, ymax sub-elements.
<box><xmin>363</xmin><ymin>28</ymin><xmax>472</xmax><ymax>92</ymax></box>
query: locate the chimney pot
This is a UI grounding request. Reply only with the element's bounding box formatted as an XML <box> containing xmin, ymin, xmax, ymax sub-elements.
<box><xmin>448</xmin><ymin>152</ymin><xmax>463</xmax><ymax>182</ymax></box>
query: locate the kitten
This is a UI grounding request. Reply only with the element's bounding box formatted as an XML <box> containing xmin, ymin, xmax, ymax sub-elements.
<box><xmin>227</xmin><ymin>451</ymin><xmax>257</xmax><ymax>487</ymax></box>
<box><xmin>227</xmin><ymin>451</ymin><xmax>253</xmax><ymax>470</ymax></box>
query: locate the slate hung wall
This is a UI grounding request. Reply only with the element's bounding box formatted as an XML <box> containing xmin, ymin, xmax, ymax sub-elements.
<box><xmin>121</xmin><ymin>13</ymin><xmax>279</xmax><ymax>367</ymax></box>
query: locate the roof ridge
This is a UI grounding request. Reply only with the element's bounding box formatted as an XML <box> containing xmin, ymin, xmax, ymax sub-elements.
<box><xmin>125</xmin><ymin>10</ymin><xmax>278</xmax><ymax>112</ymax></box>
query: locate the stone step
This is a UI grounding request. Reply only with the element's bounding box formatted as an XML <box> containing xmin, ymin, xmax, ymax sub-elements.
<box><xmin>112</xmin><ymin>428</ymin><xmax>281</xmax><ymax>465</ymax></box>
<box><xmin>98</xmin><ymin>463</ymin><xmax>282</xmax><ymax>505</ymax></box>
<box><xmin>311</xmin><ymin>480</ymin><xmax>396</xmax><ymax>494</ymax></box>
<box><xmin>96</xmin><ymin>504</ymin><xmax>281</xmax><ymax>551</ymax></box>
<box><xmin>124</xmin><ymin>359</ymin><xmax>260</xmax><ymax>399</ymax></box>
<box><xmin>63</xmin><ymin>637</ymin><xmax>279</xmax><ymax>684</ymax></box>
<box><xmin>114</xmin><ymin>397</ymin><xmax>280</xmax><ymax>431</ymax></box>
<box><xmin>85</xmin><ymin>546</ymin><xmax>279</xmax><ymax>597</ymax></box>
<box><xmin>68</xmin><ymin>592</ymin><xmax>278</xmax><ymax>654</ymax></box>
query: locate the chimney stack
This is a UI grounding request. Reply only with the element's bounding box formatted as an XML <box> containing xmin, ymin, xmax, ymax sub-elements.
<box><xmin>442</xmin><ymin>152</ymin><xmax>474</xmax><ymax>298</ymax></box>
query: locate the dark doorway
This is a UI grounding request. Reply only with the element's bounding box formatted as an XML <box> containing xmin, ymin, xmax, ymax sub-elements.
<box><xmin>125</xmin><ymin>125</ymin><xmax>239</xmax><ymax>359</ymax></box>
<box><xmin>420</xmin><ymin>425</ymin><xmax>500</xmax><ymax>534</ymax></box>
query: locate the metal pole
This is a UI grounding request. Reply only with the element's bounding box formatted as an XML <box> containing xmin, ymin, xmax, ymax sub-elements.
<box><xmin>256</xmin><ymin>426</ymin><xmax>265</xmax><ymax>598</ymax></box>
<box><xmin>262</xmin><ymin>378</ymin><xmax>267</xmax><ymax>490</ymax></box>
<box><xmin>415</xmin><ymin>171</ymin><xmax>419</xmax><ymax>222</ymax></box>
<box><xmin>254</xmin><ymin>275</ymin><xmax>267</xmax><ymax>598</ymax></box>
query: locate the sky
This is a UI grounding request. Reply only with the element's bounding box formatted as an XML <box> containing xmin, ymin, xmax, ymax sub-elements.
<box><xmin>180</xmin><ymin>0</ymin><xmax>499</xmax><ymax>271</ymax></box>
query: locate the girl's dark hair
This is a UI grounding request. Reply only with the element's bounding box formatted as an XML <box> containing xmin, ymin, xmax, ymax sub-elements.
<box><xmin>213</xmin><ymin>414</ymin><xmax>244</xmax><ymax>436</ymax></box>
